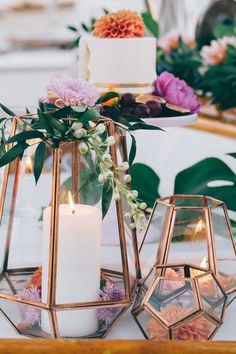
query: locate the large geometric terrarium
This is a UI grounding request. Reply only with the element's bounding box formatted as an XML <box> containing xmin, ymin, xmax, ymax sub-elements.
<box><xmin>132</xmin><ymin>264</ymin><xmax>227</xmax><ymax>341</ymax></box>
<box><xmin>139</xmin><ymin>195</ymin><xmax>236</xmax><ymax>305</ymax></box>
<box><xmin>0</xmin><ymin>116</ymin><xmax>140</xmax><ymax>339</ymax></box>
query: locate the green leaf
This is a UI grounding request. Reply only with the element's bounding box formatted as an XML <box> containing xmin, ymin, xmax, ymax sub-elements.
<box><xmin>38</xmin><ymin>110</ymin><xmax>54</xmax><ymax>135</ymax></box>
<box><xmin>26</xmin><ymin>108</ymin><xmax>31</xmax><ymax>114</ymax></box>
<box><xmin>47</xmin><ymin>117</ymin><xmax>67</xmax><ymax>134</ymax></box>
<box><xmin>34</xmin><ymin>142</ymin><xmax>46</xmax><ymax>184</ymax></box>
<box><xmin>79</xmin><ymin>108</ymin><xmax>99</xmax><ymax>124</ymax></box>
<box><xmin>142</xmin><ymin>12</ymin><xmax>159</xmax><ymax>38</ymax></box>
<box><xmin>67</xmin><ymin>25</ymin><xmax>78</xmax><ymax>33</ymax></box>
<box><xmin>174</xmin><ymin>158</ymin><xmax>236</xmax><ymax>211</ymax></box>
<box><xmin>130</xmin><ymin>163</ymin><xmax>160</xmax><ymax>208</ymax></box>
<box><xmin>6</xmin><ymin>130</ymin><xmax>45</xmax><ymax>144</ymax></box>
<box><xmin>70</xmin><ymin>36</ymin><xmax>81</xmax><ymax>49</ymax></box>
<box><xmin>0</xmin><ymin>103</ymin><xmax>16</xmax><ymax>117</ymax></box>
<box><xmin>0</xmin><ymin>142</ymin><xmax>28</xmax><ymax>167</ymax></box>
<box><xmin>102</xmin><ymin>181</ymin><xmax>113</xmax><ymax>218</ymax></box>
<box><xmin>81</xmin><ymin>23</ymin><xmax>90</xmax><ymax>32</ymax></box>
<box><xmin>129</xmin><ymin>135</ymin><xmax>137</xmax><ymax>166</ymax></box>
<box><xmin>130</xmin><ymin>122</ymin><xmax>163</xmax><ymax>131</ymax></box>
<box><xmin>96</xmin><ymin>92</ymin><xmax>120</xmax><ymax>105</ymax></box>
<box><xmin>228</xmin><ymin>152</ymin><xmax>236</xmax><ymax>159</ymax></box>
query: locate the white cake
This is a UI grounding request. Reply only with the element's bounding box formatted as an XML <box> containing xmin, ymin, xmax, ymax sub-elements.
<box><xmin>79</xmin><ymin>36</ymin><xmax>157</xmax><ymax>94</ymax></box>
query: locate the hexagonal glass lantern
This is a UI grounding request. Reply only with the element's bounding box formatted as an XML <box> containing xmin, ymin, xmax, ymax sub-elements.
<box><xmin>0</xmin><ymin>118</ymin><xmax>140</xmax><ymax>339</ymax></box>
<box><xmin>132</xmin><ymin>264</ymin><xmax>227</xmax><ymax>341</ymax></box>
<box><xmin>139</xmin><ymin>195</ymin><xmax>236</xmax><ymax>305</ymax></box>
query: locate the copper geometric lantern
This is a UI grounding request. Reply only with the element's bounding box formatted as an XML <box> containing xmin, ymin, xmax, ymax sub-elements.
<box><xmin>132</xmin><ymin>264</ymin><xmax>227</xmax><ymax>341</ymax></box>
<box><xmin>139</xmin><ymin>195</ymin><xmax>236</xmax><ymax>306</ymax></box>
<box><xmin>0</xmin><ymin>117</ymin><xmax>140</xmax><ymax>339</ymax></box>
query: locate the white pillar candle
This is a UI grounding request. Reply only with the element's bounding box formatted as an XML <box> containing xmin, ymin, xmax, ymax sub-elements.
<box><xmin>41</xmin><ymin>203</ymin><xmax>102</xmax><ymax>337</ymax></box>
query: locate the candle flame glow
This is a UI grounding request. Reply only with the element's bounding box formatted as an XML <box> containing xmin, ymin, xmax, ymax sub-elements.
<box><xmin>195</xmin><ymin>219</ymin><xmax>203</xmax><ymax>235</ymax></box>
<box><xmin>68</xmin><ymin>191</ymin><xmax>75</xmax><ymax>214</ymax></box>
<box><xmin>25</xmin><ymin>156</ymin><xmax>33</xmax><ymax>174</ymax></box>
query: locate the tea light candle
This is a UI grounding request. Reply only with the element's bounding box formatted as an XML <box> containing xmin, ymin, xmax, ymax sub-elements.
<box><xmin>41</xmin><ymin>193</ymin><xmax>102</xmax><ymax>337</ymax></box>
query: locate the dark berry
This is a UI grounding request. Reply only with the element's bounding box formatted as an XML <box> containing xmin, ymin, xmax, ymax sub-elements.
<box><xmin>121</xmin><ymin>93</ymin><xmax>135</xmax><ymax>107</ymax></box>
<box><xmin>146</xmin><ymin>101</ymin><xmax>162</xmax><ymax>117</ymax></box>
<box><xmin>121</xmin><ymin>106</ymin><xmax>134</xmax><ymax>115</ymax></box>
<box><xmin>133</xmin><ymin>104</ymin><xmax>150</xmax><ymax>118</ymax></box>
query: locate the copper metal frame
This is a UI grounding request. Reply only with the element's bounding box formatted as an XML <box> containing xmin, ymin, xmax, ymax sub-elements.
<box><xmin>132</xmin><ymin>264</ymin><xmax>227</xmax><ymax>341</ymax></box>
<box><xmin>0</xmin><ymin>117</ymin><xmax>140</xmax><ymax>338</ymax></box>
<box><xmin>139</xmin><ymin>195</ymin><xmax>236</xmax><ymax>304</ymax></box>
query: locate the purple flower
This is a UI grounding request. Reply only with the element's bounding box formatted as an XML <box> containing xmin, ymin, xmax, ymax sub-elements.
<box><xmin>97</xmin><ymin>281</ymin><xmax>125</xmax><ymax>328</ymax></box>
<box><xmin>44</xmin><ymin>76</ymin><xmax>99</xmax><ymax>108</ymax></box>
<box><xmin>17</xmin><ymin>286</ymin><xmax>41</xmax><ymax>328</ymax></box>
<box><xmin>154</xmin><ymin>71</ymin><xmax>201</xmax><ymax>113</ymax></box>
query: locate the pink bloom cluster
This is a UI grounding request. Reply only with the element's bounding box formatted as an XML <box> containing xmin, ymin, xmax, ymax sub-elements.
<box><xmin>97</xmin><ymin>281</ymin><xmax>125</xmax><ymax>328</ymax></box>
<box><xmin>43</xmin><ymin>76</ymin><xmax>99</xmax><ymax>108</ymax></box>
<box><xmin>17</xmin><ymin>286</ymin><xmax>41</xmax><ymax>328</ymax></box>
<box><xmin>147</xmin><ymin>305</ymin><xmax>212</xmax><ymax>341</ymax></box>
<box><xmin>157</xmin><ymin>31</ymin><xmax>196</xmax><ymax>53</ymax></box>
<box><xmin>200</xmin><ymin>36</ymin><xmax>236</xmax><ymax>65</ymax></box>
<box><xmin>154</xmin><ymin>71</ymin><xmax>201</xmax><ymax>113</ymax></box>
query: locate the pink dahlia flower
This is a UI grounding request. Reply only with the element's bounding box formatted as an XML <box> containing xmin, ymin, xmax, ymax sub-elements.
<box><xmin>43</xmin><ymin>76</ymin><xmax>99</xmax><ymax>108</ymax></box>
<box><xmin>154</xmin><ymin>71</ymin><xmax>201</xmax><ymax>113</ymax></box>
<box><xmin>147</xmin><ymin>305</ymin><xmax>212</xmax><ymax>341</ymax></box>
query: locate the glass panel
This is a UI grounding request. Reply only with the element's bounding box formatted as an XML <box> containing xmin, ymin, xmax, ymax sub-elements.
<box><xmin>136</xmin><ymin>310</ymin><xmax>169</xmax><ymax>340</ymax></box>
<box><xmin>0</xmin><ymin>298</ymin><xmax>52</xmax><ymax>338</ymax></box>
<box><xmin>140</xmin><ymin>202</ymin><xmax>170</xmax><ymax>278</ymax></box>
<box><xmin>172</xmin><ymin>314</ymin><xmax>217</xmax><ymax>340</ymax></box>
<box><xmin>197</xmin><ymin>274</ymin><xmax>226</xmax><ymax>321</ymax></box>
<box><xmin>173</xmin><ymin>196</ymin><xmax>205</xmax><ymax>207</ymax></box>
<box><xmin>148</xmin><ymin>278</ymin><xmax>198</xmax><ymax>326</ymax></box>
<box><xmin>166</xmin><ymin>209</ymin><xmax>208</xmax><ymax>268</ymax></box>
<box><xmin>211</xmin><ymin>206</ymin><xmax>236</xmax><ymax>295</ymax></box>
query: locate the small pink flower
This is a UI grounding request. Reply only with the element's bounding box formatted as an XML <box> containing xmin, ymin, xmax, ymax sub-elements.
<box><xmin>154</xmin><ymin>71</ymin><xmax>201</xmax><ymax>113</ymax></box>
<box><xmin>42</xmin><ymin>76</ymin><xmax>99</xmax><ymax>108</ymax></box>
<box><xmin>17</xmin><ymin>286</ymin><xmax>41</xmax><ymax>328</ymax></box>
<box><xmin>158</xmin><ymin>31</ymin><xmax>196</xmax><ymax>53</ymax></box>
<box><xmin>200</xmin><ymin>36</ymin><xmax>236</xmax><ymax>65</ymax></box>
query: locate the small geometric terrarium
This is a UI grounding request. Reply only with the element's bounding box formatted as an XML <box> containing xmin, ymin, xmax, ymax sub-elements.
<box><xmin>139</xmin><ymin>195</ymin><xmax>236</xmax><ymax>305</ymax></box>
<box><xmin>0</xmin><ymin>97</ymin><xmax>143</xmax><ymax>339</ymax></box>
<box><xmin>132</xmin><ymin>264</ymin><xmax>227</xmax><ymax>341</ymax></box>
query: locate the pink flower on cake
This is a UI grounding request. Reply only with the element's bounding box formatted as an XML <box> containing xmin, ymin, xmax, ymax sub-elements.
<box><xmin>42</xmin><ymin>76</ymin><xmax>99</xmax><ymax>108</ymax></box>
<box><xmin>93</xmin><ymin>10</ymin><xmax>144</xmax><ymax>38</ymax></box>
<box><xmin>154</xmin><ymin>71</ymin><xmax>201</xmax><ymax>113</ymax></box>
<box><xmin>146</xmin><ymin>305</ymin><xmax>212</xmax><ymax>341</ymax></box>
<box><xmin>157</xmin><ymin>31</ymin><xmax>196</xmax><ymax>52</ymax></box>
<box><xmin>200</xmin><ymin>36</ymin><xmax>236</xmax><ymax>65</ymax></box>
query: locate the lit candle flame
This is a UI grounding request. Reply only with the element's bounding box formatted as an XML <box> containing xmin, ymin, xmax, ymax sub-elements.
<box><xmin>68</xmin><ymin>191</ymin><xmax>75</xmax><ymax>214</ymax></box>
<box><xmin>25</xmin><ymin>156</ymin><xmax>33</xmax><ymax>174</ymax></box>
<box><xmin>200</xmin><ymin>256</ymin><xmax>207</xmax><ymax>269</ymax></box>
<box><xmin>195</xmin><ymin>219</ymin><xmax>203</xmax><ymax>236</ymax></box>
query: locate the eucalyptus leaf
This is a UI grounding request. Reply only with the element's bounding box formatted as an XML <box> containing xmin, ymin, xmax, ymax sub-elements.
<box><xmin>38</xmin><ymin>110</ymin><xmax>54</xmax><ymax>135</ymax></box>
<box><xmin>0</xmin><ymin>103</ymin><xmax>16</xmax><ymax>117</ymax></box>
<box><xmin>34</xmin><ymin>142</ymin><xmax>46</xmax><ymax>184</ymax></box>
<box><xmin>130</xmin><ymin>122</ymin><xmax>163</xmax><ymax>131</ymax></box>
<box><xmin>129</xmin><ymin>135</ymin><xmax>137</xmax><ymax>166</ymax></box>
<box><xmin>6</xmin><ymin>130</ymin><xmax>45</xmax><ymax>144</ymax></box>
<box><xmin>0</xmin><ymin>142</ymin><xmax>28</xmax><ymax>167</ymax></box>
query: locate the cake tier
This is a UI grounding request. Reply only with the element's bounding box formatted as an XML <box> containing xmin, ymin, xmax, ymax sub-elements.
<box><xmin>79</xmin><ymin>36</ymin><xmax>157</xmax><ymax>94</ymax></box>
